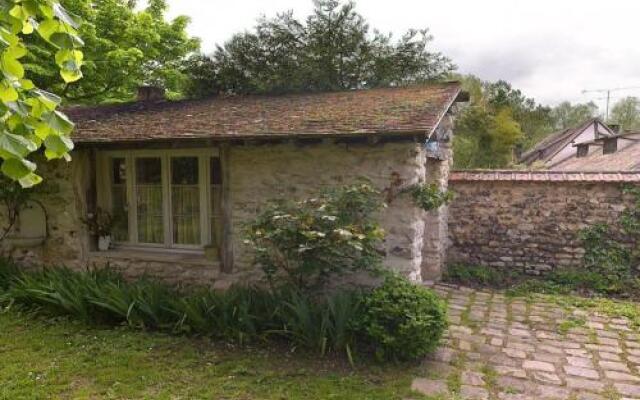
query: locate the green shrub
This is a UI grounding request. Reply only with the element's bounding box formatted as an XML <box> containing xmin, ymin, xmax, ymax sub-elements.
<box><xmin>358</xmin><ymin>275</ymin><xmax>447</xmax><ymax>361</ymax></box>
<box><xmin>246</xmin><ymin>181</ymin><xmax>385</xmax><ymax>291</ymax></box>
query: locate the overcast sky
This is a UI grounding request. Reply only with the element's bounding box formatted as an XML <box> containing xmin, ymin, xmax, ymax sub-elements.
<box><xmin>163</xmin><ymin>0</ymin><xmax>640</xmax><ymax>108</ymax></box>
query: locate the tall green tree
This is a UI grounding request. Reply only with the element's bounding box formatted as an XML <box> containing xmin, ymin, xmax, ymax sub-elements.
<box><xmin>611</xmin><ymin>97</ymin><xmax>640</xmax><ymax>131</ymax></box>
<box><xmin>23</xmin><ymin>0</ymin><xmax>199</xmax><ymax>103</ymax></box>
<box><xmin>549</xmin><ymin>101</ymin><xmax>599</xmax><ymax>131</ymax></box>
<box><xmin>482</xmin><ymin>80</ymin><xmax>554</xmax><ymax>148</ymax></box>
<box><xmin>1</xmin><ymin>0</ymin><xmax>83</xmax><ymax>186</ymax></box>
<box><xmin>209</xmin><ymin>0</ymin><xmax>454</xmax><ymax>95</ymax></box>
<box><xmin>454</xmin><ymin>106</ymin><xmax>523</xmax><ymax>169</ymax></box>
<box><xmin>453</xmin><ymin>76</ymin><xmax>539</xmax><ymax>169</ymax></box>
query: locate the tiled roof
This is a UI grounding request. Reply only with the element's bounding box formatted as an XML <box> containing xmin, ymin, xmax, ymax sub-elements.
<box><xmin>519</xmin><ymin>118</ymin><xmax>613</xmax><ymax>165</ymax></box>
<box><xmin>67</xmin><ymin>83</ymin><xmax>462</xmax><ymax>143</ymax></box>
<box><xmin>554</xmin><ymin>141</ymin><xmax>640</xmax><ymax>172</ymax></box>
<box><xmin>450</xmin><ymin>170</ymin><xmax>640</xmax><ymax>182</ymax></box>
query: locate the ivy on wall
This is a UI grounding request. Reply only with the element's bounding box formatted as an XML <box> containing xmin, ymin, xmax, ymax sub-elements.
<box><xmin>406</xmin><ymin>183</ymin><xmax>453</xmax><ymax>212</ymax></box>
<box><xmin>579</xmin><ymin>184</ymin><xmax>640</xmax><ymax>291</ymax></box>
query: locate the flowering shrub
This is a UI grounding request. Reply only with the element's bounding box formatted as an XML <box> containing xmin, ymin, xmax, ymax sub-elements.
<box><xmin>246</xmin><ymin>182</ymin><xmax>385</xmax><ymax>291</ymax></box>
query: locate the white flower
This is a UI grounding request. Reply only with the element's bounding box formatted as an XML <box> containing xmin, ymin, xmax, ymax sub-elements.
<box><xmin>334</xmin><ymin>229</ymin><xmax>353</xmax><ymax>238</ymax></box>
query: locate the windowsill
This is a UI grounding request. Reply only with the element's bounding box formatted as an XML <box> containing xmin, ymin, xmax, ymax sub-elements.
<box><xmin>88</xmin><ymin>247</ymin><xmax>218</xmax><ymax>266</ymax></box>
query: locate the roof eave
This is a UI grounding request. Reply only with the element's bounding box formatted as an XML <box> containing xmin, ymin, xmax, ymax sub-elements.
<box><xmin>72</xmin><ymin>129</ymin><xmax>433</xmax><ymax>146</ymax></box>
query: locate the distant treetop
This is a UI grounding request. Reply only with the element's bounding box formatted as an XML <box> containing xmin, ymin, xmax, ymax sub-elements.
<box><xmin>184</xmin><ymin>0</ymin><xmax>455</xmax><ymax>97</ymax></box>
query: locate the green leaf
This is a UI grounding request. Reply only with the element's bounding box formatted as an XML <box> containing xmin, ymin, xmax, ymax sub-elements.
<box><xmin>2</xmin><ymin>54</ymin><xmax>24</xmax><ymax>78</ymax></box>
<box><xmin>18</xmin><ymin>172</ymin><xmax>42</xmax><ymax>188</ymax></box>
<box><xmin>0</xmin><ymin>82</ymin><xmax>19</xmax><ymax>103</ymax></box>
<box><xmin>5</xmin><ymin>43</ymin><xmax>27</xmax><ymax>59</ymax></box>
<box><xmin>34</xmin><ymin>122</ymin><xmax>52</xmax><ymax>140</ymax></box>
<box><xmin>0</xmin><ymin>131</ymin><xmax>38</xmax><ymax>158</ymax></box>
<box><xmin>42</xmin><ymin>111</ymin><xmax>75</xmax><ymax>134</ymax></box>
<box><xmin>1</xmin><ymin>157</ymin><xmax>36</xmax><ymax>179</ymax></box>
<box><xmin>9</xmin><ymin>5</ymin><xmax>26</xmax><ymax>21</ymax></box>
<box><xmin>38</xmin><ymin>3</ymin><xmax>54</xmax><ymax>19</ymax></box>
<box><xmin>37</xmin><ymin>19</ymin><xmax>59</xmax><ymax>42</ymax></box>
<box><xmin>60</xmin><ymin>67</ymin><xmax>82</xmax><ymax>83</ymax></box>
<box><xmin>33</xmin><ymin>89</ymin><xmax>61</xmax><ymax>111</ymax></box>
<box><xmin>55</xmin><ymin>49</ymin><xmax>83</xmax><ymax>66</ymax></box>
<box><xmin>49</xmin><ymin>32</ymin><xmax>84</xmax><ymax>49</ymax></box>
<box><xmin>20</xmin><ymin>78</ymin><xmax>35</xmax><ymax>90</ymax></box>
<box><xmin>53</xmin><ymin>3</ymin><xmax>81</xmax><ymax>29</ymax></box>
<box><xmin>44</xmin><ymin>134</ymin><xmax>74</xmax><ymax>159</ymax></box>
<box><xmin>6</xmin><ymin>100</ymin><xmax>30</xmax><ymax>117</ymax></box>
<box><xmin>22</xmin><ymin>20</ymin><xmax>34</xmax><ymax>35</ymax></box>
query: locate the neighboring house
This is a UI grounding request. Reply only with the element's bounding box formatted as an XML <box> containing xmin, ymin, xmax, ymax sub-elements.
<box><xmin>553</xmin><ymin>130</ymin><xmax>640</xmax><ymax>171</ymax></box>
<box><xmin>0</xmin><ymin>83</ymin><xmax>465</xmax><ymax>286</ymax></box>
<box><xmin>519</xmin><ymin>118</ymin><xmax>615</xmax><ymax>168</ymax></box>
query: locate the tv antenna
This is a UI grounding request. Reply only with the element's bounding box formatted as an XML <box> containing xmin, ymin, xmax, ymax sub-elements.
<box><xmin>582</xmin><ymin>86</ymin><xmax>640</xmax><ymax>121</ymax></box>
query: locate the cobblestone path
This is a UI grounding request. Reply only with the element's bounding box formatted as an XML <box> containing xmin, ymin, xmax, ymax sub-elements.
<box><xmin>411</xmin><ymin>283</ymin><xmax>640</xmax><ymax>400</ymax></box>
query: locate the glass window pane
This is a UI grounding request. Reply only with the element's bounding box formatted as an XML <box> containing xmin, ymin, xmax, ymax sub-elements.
<box><xmin>136</xmin><ymin>157</ymin><xmax>163</xmax><ymax>244</ymax></box>
<box><xmin>210</xmin><ymin>157</ymin><xmax>223</xmax><ymax>248</ymax></box>
<box><xmin>172</xmin><ymin>157</ymin><xmax>199</xmax><ymax>185</ymax></box>
<box><xmin>136</xmin><ymin>157</ymin><xmax>162</xmax><ymax>184</ymax></box>
<box><xmin>110</xmin><ymin>158</ymin><xmax>128</xmax><ymax>242</ymax></box>
<box><xmin>112</xmin><ymin>158</ymin><xmax>126</xmax><ymax>184</ymax></box>
<box><xmin>172</xmin><ymin>157</ymin><xmax>200</xmax><ymax>245</ymax></box>
<box><xmin>211</xmin><ymin>157</ymin><xmax>222</xmax><ymax>185</ymax></box>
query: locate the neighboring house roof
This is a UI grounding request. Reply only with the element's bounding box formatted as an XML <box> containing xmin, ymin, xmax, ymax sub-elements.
<box><xmin>450</xmin><ymin>170</ymin><xmax>640</xmax><ymax>182</ymax></box>
<box><xmin>553</xmin><ymin>140</ymin><xmax>640</xmax><ymax>171</ymax></box>
<box><xmin>67</xmin><ymin>83</ymin><xmax>462</xmax><ymax>144</ymax></box>
<box><xmin>519</xmin><ymin>118</ymin><xmax>613</xmax><ymax>165</ymax></box>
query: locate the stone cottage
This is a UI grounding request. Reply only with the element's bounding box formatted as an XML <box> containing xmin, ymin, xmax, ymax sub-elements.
<box><xmin>0</xmin><ymin>83</ymin><xmax>465</xmax><ymax>286</ymax></box>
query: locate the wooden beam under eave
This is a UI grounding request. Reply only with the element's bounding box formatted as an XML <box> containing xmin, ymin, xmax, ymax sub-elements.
<box><xmin>219</xmin><ymin>143</ymin><xmax>234</xmax><ymax>274</ymax></box>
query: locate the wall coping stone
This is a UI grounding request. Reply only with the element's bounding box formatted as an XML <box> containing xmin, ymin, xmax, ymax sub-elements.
<box><xmin>450</xmin><ymin>170</ymin><xmax>640</xmax><ymax>183</ymax></box>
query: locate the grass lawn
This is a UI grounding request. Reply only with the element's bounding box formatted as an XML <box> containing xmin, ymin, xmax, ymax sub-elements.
<box><xmin>0</xmin><ymin>311</ymin><xmax>425</xmax><ymax>400</ymax></box>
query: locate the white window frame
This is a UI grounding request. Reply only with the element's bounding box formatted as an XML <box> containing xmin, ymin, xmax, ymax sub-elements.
<box><xmin>96</xmin><ymin>148</ymin><xmax>220</xmax><ymax>252</ymax></box>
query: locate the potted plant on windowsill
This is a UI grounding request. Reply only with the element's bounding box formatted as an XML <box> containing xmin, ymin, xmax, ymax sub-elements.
<box><xmin>83</xmin><ymin>209</ymin><xmax>115</xmax><ymax>251</ymax></box>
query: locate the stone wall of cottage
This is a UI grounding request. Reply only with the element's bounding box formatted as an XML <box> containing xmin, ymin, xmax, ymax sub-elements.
<box><xmin>0</xmin><ymin>136</ymin><xmax>452</xmax><ymax>286</ymax></box>
<box><xmin>0</xmin><ymin>152</ymin><xmax>91</xmax><ymax>269</ymax></box>
<box><xmin>447</xmin><ymin>179</ymin><xmax>637</xmax><ymax>274</ymax></box>
<box><xmin>228</xmin><ymin>138</ymin><xmax>450</xmax><ymax>283</ymax></box>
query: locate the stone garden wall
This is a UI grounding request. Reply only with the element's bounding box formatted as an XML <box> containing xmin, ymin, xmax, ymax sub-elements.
<box><xmin>447</xmin><ymin>171</ymin><xmax>640</xmax><ymax>274</ymax></box>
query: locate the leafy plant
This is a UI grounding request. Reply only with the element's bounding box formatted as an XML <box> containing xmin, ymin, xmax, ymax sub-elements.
<box><xmin>358</xmin><ymin>274</ymin><xmax>447</xmax><ymax>361</ymax></box>
<box><xmin>407</xmin><ymin>183</ymin><xmax>453</xmax><ymax>212</ymax></box>
<box><xmin>573</xmin><ymin>184</ymin><xmax>640</xmax><ymax>293</ymax></box>
<box><xmin>1</xmin><ymin>0</ymin><xmax>84</xmax><ymax>185</ymax></box>
<box><xmin>0</xmin><ymin>261</ymin><xmax>449</xmax><ymax>363</ymax></box>
<box><xmin>82</xmin><ymin>208</ymin><xmax>117</xmax><ymax>237</ymax></box>
<box><xmin>246</xmin><ymin>181</ymin><xmax>385</xmax><ymax>291</ymax></box>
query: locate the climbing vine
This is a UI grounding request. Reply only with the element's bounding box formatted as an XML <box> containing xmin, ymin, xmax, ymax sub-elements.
<box><xmin>0</xmin><ymin>175</ymin><xmax>53</xmax><ymax>242</ymax></box>
<box><xmin>406</xmin><ymin>183</ymin><xmax>453</xmax><ymax>212</ymax></box>
<box><xmin>579</xmin><ymin>184</ymin><xmax>640</xmax><ymax>292</ymax></box>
